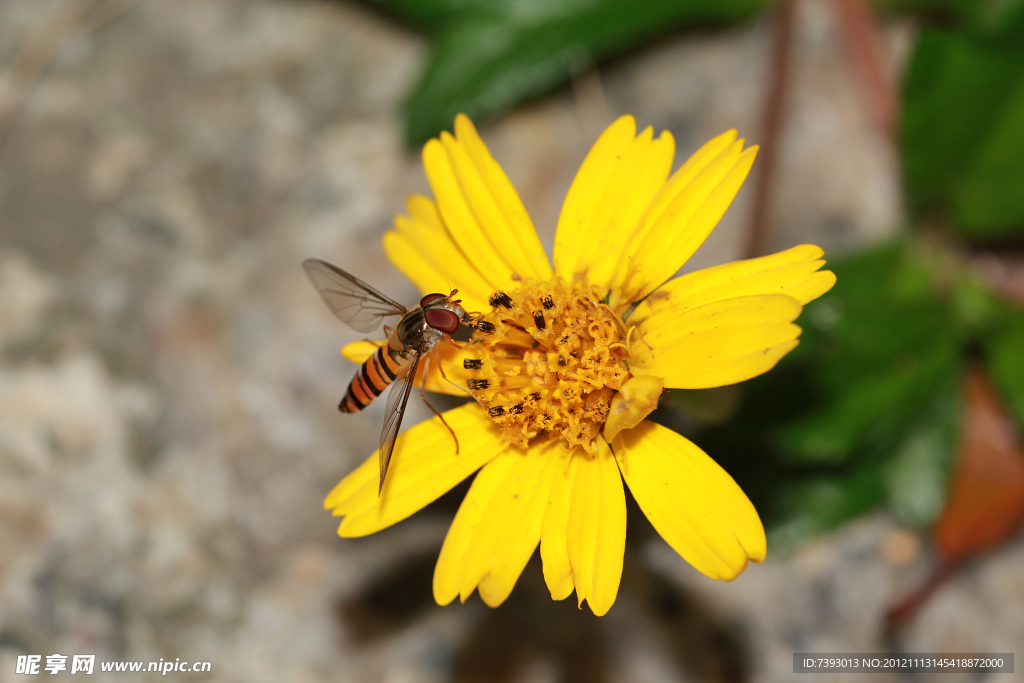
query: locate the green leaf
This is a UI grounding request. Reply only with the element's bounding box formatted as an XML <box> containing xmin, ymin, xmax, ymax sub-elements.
<box><xmin>870</xmin><ymin>0</ymin><xmax>978</xmax><ymax>21</ymax></box>
<box><xmin>901</xmin><ymin>3</ymin><xmax>1024</xmax><ymax>238</ymax></box>
<box><xmin>777</xmin><ymin>240</ymin><xmax>955</xmax><ymax>464</ymax></box>
<box><xmin>768</xmin><ymin>367</ymin><xmax>959</xmax><ymax>547</ymax></box>
<box><xmin>769</xmin><ymin>468</ymin><xmax>886</xmax><ymax>550</ymax></box>
<box><xmin>403</xmin><ymin>0</ymin><xmax>767</xmax><ymax>144</ymax></box>
<box><xmin>776</xmin><ymin>337</ymin><xmax>958</xmax><ymax>464</ymax></box>
<box><xmin>882</xmin><ymin>366</ymin><xmax>960</xmax><ymax>527</ymax></box>
<box><xmin>985</xmin><ymin>309</ymin><xmax>1024</xmax><ymax>431</ymax></box>
<box><xmin>368</xmin><ymin>0</ymin><xmax>501</xmax><ymax>30</ymax></box>
<box><xmin>951</xmin><ymin>81</ymin><xmax>1024</xmax><ymax>235</ymax></box>
<box><xmin>949</xmin><ymin>273</ymin><xmax>1006</xmax><ymax>340</ymax></box>
<box><xmin>795</xmin><ymin>241</ymin><xmax>948</xmax><ymax>385</ymax></box>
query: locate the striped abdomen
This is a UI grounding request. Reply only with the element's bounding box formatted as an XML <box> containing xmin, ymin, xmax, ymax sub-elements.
<box><xmin>339</xmin><ymin>345</ymin><xmax>409</xmax><ymax>412</ymax></box>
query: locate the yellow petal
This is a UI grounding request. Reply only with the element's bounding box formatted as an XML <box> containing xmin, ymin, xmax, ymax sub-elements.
<box><xmin>631</xmin><ymin>294</ymin><xmax>802</xmax><ymax>389</ymax></box>
<box><xmin>384</xmin><ymin>195</ymin><xmax>492</xmax><ymax>312</ymax></box>
<box><xmin>422</xmin><ymin>123</ymin><xmax>550</xmax><ymax>295</ymax></box>
<box><xmin>339</xmin><ymin>339</ymin><xmax>479</xmax><ymax>396</ymax></box>
<box><xmin>611</xmin><ymin>135</ymin><xmax>759</xmax><ymax>306</ymax></box>
<box><xmin>553</xmin><ymin>116</ymin><xmax>675</xmax><ymax>292</ymax></box>
<box><xmin>540</xmin><ymin>451</ymin><xmax>575</xmax><ymax>601</ymax></box>
<box><xmin>433</xmin><ymin>440</ymin><xmax>560</xmax><ymax>607</ymax></box>
<box><xmin>448</xmin><ymin>114</ymin><xmax>551</xmax><ymax>281</ymax></box>
<box><xmin>341</xmin><ymin>340</ymin><xmax>381</xmax><ymax>365</ymax></box>
<box><xmin>612</xmin><ymin>129</ymin><xmax>737</xmax><ymax>295</ymax></box>
<box><xmin>629</xmin><ymin>244</ymin><xmax>836</xmax><ymax>325</ymax></box>
<box><xmin>325</xmin><ymin>404</ymin><xmax>502</xmax><ymax>536</ymax></box>
<box><xmin>615</xmin><ymin>421</ymin><xmax>765</xmax><ymax>580</ymax></box>
<box><xmin>603</xmin><ymin>375</ymin><xmax>664</xmax><ymax>442</ymax></box>
<box><xmin>539</xmin><ymin>442</ymin><xmax>626</xmax><ymax>615</ymax></box>
<box><xmin>565</xmin><ymin>440</ymin><xmax>626</xmax><ymax>616</ymax></box>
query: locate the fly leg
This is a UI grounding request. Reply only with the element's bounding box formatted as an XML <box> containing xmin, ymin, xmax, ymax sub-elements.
<box><xmin>419</xmin><ymin>352</ymin><xmax>459</xmax><ymax>455</ymax></box>
<box><xmin>436</xmin><ymin>340</ymin><xmax>477</xmax><ymax>399</ymax></box>
<box><xmin>421</xmin><ymin>398</ymin><xmax>459</xmax><ymax>456</ymax></box>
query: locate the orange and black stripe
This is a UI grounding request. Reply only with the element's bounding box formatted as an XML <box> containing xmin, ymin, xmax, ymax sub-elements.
<box><xmin>339</xmin><ymin>345</ymin><xmax>408</xmax><ymax>412</ymax></box>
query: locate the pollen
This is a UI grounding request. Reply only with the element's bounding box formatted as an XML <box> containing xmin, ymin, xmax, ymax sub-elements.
<box><xmin>465</xmin><ymin>278</ymin><xmax>632</xmax><ymax>452</ymax></box>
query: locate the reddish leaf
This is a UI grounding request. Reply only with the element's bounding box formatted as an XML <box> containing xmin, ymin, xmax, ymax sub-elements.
<box><xmin>933</xmin><ymin>366</ymin><xmax>1024</xmax><ymax>565</ymax></box>
<box><xmin>887</xmin><ymin>366</ymin><xmax>1024</xmax><ymax>630</ymax></box>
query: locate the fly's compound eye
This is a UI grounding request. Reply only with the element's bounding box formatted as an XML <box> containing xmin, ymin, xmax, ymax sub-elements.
<box><xmin>423</xmin><ymin>308</ymin><xmax>460</xmax><ymax>335</ymax></box>
<box><xmin>419</xmin><ymin>293</ymin><xmax>447</xmax><ymax>308</ymax></box>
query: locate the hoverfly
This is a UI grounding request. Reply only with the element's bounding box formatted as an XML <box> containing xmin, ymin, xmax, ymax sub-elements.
<box><xmin>303</xmin><ymin>259</ymin><xmax>474</xmax><ymax>494</ymax></box>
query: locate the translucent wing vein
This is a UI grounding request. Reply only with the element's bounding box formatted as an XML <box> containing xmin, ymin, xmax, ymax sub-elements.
<box><xmin>303</xmin><ymin>259</ymin><xmax>407</xmax><ymax>333</ymax></box>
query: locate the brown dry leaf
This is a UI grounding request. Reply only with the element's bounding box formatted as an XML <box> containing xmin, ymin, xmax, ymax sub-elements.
<box><xmin>933</xmin><ymin>366</ymin><xmax>1024</xmax><ymax>565</ymax></box>
<box><xmin>887</xmin><ymin>366</ymin><xmax>1024</xmax><ymax>630</ymax></box>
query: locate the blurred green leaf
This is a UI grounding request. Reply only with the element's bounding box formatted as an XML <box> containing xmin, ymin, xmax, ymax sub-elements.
<box><xmin>777</xmin><ymin>338</ymin><xmax>958</xmax><ymax>464</ymax></box>
<box><xmin>902</xmin><ymin>2</ymin><xmax>1024</xmax><ymax>238</ymax></box>
<box><xmin>399</xmin><ymin>0</ymin><xmax>767</xmax><ymax>144</ymax></box>
<box><xmin>769</xmin><ymin>468</ymin><xmax>886</xmax><ymax>550</ymax></box>
<box><xmin>986</xmin><ymin>309</ymin><xmax>1024</xmax><ymax>431</ymax></box>
<box><xmin>950</xmin><ymin>273</ymin><xmax>1007</xmax><ymax>339</ymax></box>
<box><xmin>870</xmin><ymin>0</ymin><xmax>978</xmax><ymax>21</ymax></box>
<box><xmin>767</xmin><ymin>368</ymin><xmax>958</xmax><ymax>548</ymax></box>
<box><xmin>779</xmin><ymin>240</ymin><xmax>955</xmax><ymax>464</ymax></box>
<box><xmin>882</xmin><ymin>368</ymin><xmax>959</xmax><ymax>526</ymax></box>
<box><xmin>793</xmin><ymin>243</ymin><xmax>947</xmax><ymax>377</ymax></box>
<box><xmin>369</xmin><ymin>0</ymin><xmax>498</xmax><ymax>29</ymax></box>
<box><xmin>951</xmin><ymin>83</ymin><xmax>1024</xmax><ymax>235</ymax></box>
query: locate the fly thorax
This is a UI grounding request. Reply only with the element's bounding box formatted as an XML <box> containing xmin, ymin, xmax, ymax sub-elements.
<box><xmin>396</xmin><ymin>309</ymin><xmax>426</xmax><ymax>349</ymax></box>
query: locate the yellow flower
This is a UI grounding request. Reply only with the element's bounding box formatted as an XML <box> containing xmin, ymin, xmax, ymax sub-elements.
<box><xmin>327</xmin><ymin>114</ymin><xmax>836</xmax><ymax>616</ymax></box>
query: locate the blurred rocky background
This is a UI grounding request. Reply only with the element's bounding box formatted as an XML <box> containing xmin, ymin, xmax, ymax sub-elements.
<box><xmin>1</xmin><ymin>0</ymin><xmax>1022</xmax><ymax>681</ymax></box>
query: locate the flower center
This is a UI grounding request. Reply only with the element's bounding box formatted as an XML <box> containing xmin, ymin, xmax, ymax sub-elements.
<box><xmin>463</xmin><ymin>278</ymin><xmax>632</xmax><ymax>452</ymax></box>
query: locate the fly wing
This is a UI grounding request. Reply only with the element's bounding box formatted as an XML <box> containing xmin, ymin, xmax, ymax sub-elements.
<box><xmin>303</xmin><ymin>259</ymin><xmax>408</xmax><ymax>333</ymax></box>
<box><xmin>377</xmin><ymin>349</ymin><xmax>420</xmax><ymax>495</ymax></box>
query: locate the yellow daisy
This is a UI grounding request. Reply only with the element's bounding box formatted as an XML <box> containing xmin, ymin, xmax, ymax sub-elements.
<box><xmin>327</xmin><ymin>114</ymin><xmax>836</xmax><ymax>616</ymax></box>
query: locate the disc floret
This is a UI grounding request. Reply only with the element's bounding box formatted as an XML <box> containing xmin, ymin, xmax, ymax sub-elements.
<box><xmin>465</xmin><ymin>278</ymin><xmax>632</xmax><ymax>452</ymax></box>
